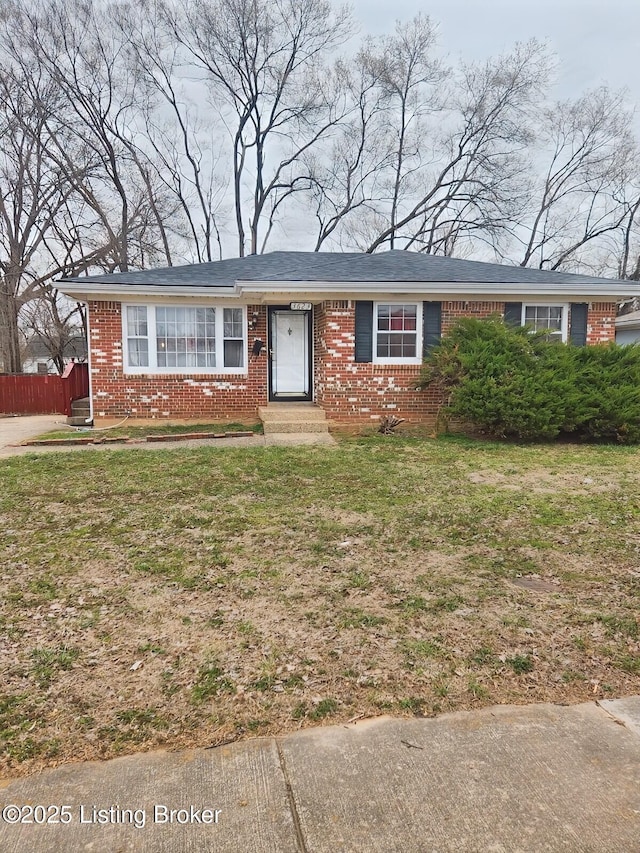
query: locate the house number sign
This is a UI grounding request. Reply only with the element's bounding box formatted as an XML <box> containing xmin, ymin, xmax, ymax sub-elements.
<box><xmin>289</xmin><ymin>302</ymin><xmax>312</xmax><ymax>311</ymax></box>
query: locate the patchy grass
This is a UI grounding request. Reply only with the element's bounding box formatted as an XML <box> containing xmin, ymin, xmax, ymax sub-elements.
<box><xmin>1</xmin><ymin>433</ymin><xmax>640</xmax><ymax>776</ymax></box>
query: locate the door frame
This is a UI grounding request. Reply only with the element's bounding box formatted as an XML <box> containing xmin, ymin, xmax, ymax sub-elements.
<box><xmin>267</xmin><ymin>305</ymin><xmax>313</xmax><ymax>402</ymax></box>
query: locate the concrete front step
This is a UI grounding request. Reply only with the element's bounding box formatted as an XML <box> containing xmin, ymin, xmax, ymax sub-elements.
<box><xmin>258</xmin><ymin>405</ymin><xmax>327</xmax><ymax>422</ymax></box>
<box><xmin>258</xmin><ymin>404</ymin><xmax>329</xmax><ymax>435</ymax></box>
<box><xmin>262</xmin><ymin>421</ymin><xmax>329</xmax><ymax>434</ymax></box>
<box><xmin>67</xmin><ymin>397</ymin><xmax>92</xmax><ymax>427</ymax></box>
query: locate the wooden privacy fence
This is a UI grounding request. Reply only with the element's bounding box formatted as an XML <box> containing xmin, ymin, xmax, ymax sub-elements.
<box><xmin>0</xmin><ymin>362</ymin><xmax>89</xmax><ymax>416</ymax></box>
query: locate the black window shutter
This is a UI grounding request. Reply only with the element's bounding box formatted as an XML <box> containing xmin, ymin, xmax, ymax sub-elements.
<box><xmin>354</xmin><ymin>301</ymin><xmax>373</xmax><ymax>363</ymax></box>
<box><xmin>504</xmin><ymin>302</ymin><xmax>523</xmax><ymax>326</ymax></box>
<box><xmin>569</xmin><ymin>303</ymin><xmax>588</xmax><ymax>346</ymax></box>
<box><xmin>423</xmin><ymin>301</ymin><xmax>442</xmax><ymax>357</ymax></box>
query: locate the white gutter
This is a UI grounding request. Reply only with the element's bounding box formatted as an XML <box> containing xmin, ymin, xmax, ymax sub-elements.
<box><xmin>57</xmin><ymin>282</ymin><xmax>238</xmax><ymax>299</ymax></box>
<box><xmin>84</xmin><ymin>300</ymin><xmax>94</xmax><ymax>425</ymax></box>
<box><xmin>616</xmin><ymin>314</ymin><xmax>640</xmax><ymax>328</ymax></box>
<box><xmin>236</xmin><ymin>279</ymin><xmax>640</xmax><ymax>299</ymax></box>
<box><xmin>57</xmin><ymin>277</ymin><xmax>640</xmax><ymax>302</ymax></box>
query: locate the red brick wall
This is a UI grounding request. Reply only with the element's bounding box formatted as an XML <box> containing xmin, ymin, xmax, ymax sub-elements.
<box><xmin>441</xmin><ymin>300</ymin><xmax>506</xmax><ymax>333</ymax></box>
<box><xmin>586</xmin><ymin>302</ymin><xmax>616</xmax><ymax>344</ymax></box>
<box><xmin>313</xmin><ymin>300</ymin><xmax>617</xmax><ymax>423</ymax></box>
<box><xmin>87</xmin><ymin>301</ymin><xmax>268</xmax><ymax>419</ymax></box>
<box><xmin>314</xmin><ymin>300</ymin><xmax>440</xmax><ymax>423</ymax></box>
<box><xmin>87</xmin><ymin>298</ymin><xmax>618</xmax><ymax>423</ymax></box>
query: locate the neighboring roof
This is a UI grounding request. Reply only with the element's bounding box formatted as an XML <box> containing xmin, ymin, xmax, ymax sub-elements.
<box><xmin>616</xmin><ymin>309</ymin><xmax>640</xmax><ymax>328</ymax></box>
<box><xmin>23</xmin><ymin>336</ymin><xmax>87</xmax><ymax>360</ymax></box>
<box><xmin>57</xmin><ymin>250</ymin><xmax>640</xmax><ymax>300</ymax></box>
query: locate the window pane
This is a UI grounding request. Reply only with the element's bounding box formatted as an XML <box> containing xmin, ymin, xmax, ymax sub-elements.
<box><xmin>155</xmin><ymin>306</ymin><xmax>216</xmax><ymax>367</ymax></box>
<box><xmin>126</xmin><ymin>306</ymin><xmax>147</xmax><ymax>337</ymax></box>
<box><xmin>223</xmin><ymin>308</ymin><xmax>243</xmax><ymax>338</ymax></box>
<box><xmin>548</xmin><ymin>307</ymin><xmax>562</xmax><ymax>328</ymax></box>
<box><xmin>377</xmin><ymin>333</ymin><xmax>416</xmax><ymax>358</ymax></box>
<box><xmin>525</xmin><ymin>305</ymin><xmax>563</xmax><ymax>335</ymax></box>
<box><xmin>224</xmin><ymin>339</ymin><xmax>243</xmax><ymax>367</ymax></box>
<box><xmin>128</xmin><ymin>338</ymin><xmax>148</xmax><ymax>367</ymax></box>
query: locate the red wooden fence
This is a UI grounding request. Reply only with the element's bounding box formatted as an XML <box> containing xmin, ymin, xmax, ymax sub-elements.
<box><xmin>0</xmin><ymin>362</ymin><xmax>89</xmax><ymax>416</ymax></box>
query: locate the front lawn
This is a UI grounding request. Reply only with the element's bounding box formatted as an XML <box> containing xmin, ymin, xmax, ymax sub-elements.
<box><xmin>1</xmin><ymin>436</ymin><xmax>639</xmax><ymax>776</ymax></box>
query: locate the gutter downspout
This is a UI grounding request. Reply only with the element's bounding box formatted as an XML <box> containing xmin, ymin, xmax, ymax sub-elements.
<box><xmin>83</xmin><ymin>300</ymin><xmax>94</xmax><ymax>425</ymax></box>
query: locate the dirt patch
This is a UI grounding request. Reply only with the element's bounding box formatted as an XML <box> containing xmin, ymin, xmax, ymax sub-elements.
<box><xmin>511</xmin><ymin>576</ymin><xmax>561</xmax><ymax>593</ymax></box>
<box><xmin>467</xmin><ymin>467</ymin><xmax>626</xmax><ymax>495</ymax></box>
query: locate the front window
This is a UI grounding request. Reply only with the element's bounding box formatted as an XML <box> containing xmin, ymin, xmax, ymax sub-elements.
<box><xmin>374</xmin><ymin>303</ymin><xmax>421</xmax><ymax>363</ymax></box>
<box><xmin>124</xmin><ymin>305</ymin><xmax>246</xmax><ymax>373</ymax></box>
<box><xmin>126</xmin><ymin>306</ymin><xmax>149</xmax><ymax>367</ymax></box>
<box><xmin>156</xmin><ymin>307</ymin><xmax>216</xmax><ymax>368</ymax></box>
<box><xmin>522</xmin><ymin>305</ymin><xmax>567</xmax><ymax>342</ymax></box>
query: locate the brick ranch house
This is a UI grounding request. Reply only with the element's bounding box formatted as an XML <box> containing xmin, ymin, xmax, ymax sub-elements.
<box><xmin>57</xmin><ymin>251</ymin><xmax>640</xmax><ymax>425</ymax></box>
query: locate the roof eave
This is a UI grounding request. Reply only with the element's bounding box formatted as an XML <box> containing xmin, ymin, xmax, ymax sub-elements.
<box><xmin>236</xmin><ymin>279</ymin><xmax>640</xmax><ymax>299</ymax></box>
<box><xmin>56</xmin><ymin>281</ymin><xmax>237</xmax><ymax>300</ymax></box>
<box><xmin>56</xmin><ymin>277</ymin><xmax>640</xmax><ymax>301</ymax></box>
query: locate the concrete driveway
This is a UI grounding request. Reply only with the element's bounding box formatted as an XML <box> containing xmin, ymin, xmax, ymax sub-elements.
<box><xmin>0</xmin><ymin>415</ymin><xmax>62</xmax><ymax>458</ymax></box>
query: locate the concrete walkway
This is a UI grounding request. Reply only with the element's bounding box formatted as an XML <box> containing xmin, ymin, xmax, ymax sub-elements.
<box><xmin>1</xmin><ymin>698</ymin><xmax>640</xmax><ymax>852</ymax></box>
<box><xmin>0</xmin><ymin>415</ymin><xmax>335</xmax><ymax>459</ymax></box>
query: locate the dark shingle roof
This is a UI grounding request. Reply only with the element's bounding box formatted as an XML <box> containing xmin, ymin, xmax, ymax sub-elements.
<box><xmin>60</xmin><ymin>250</ymin><xmax>621</xmax><ymax>288</ymax></box>
<box><xmin>24</xmin><ymin>336</ymin><xmax>87</xmax><ymax>360</ymax></box>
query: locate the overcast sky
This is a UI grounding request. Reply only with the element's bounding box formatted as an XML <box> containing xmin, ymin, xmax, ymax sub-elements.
<box><xmin>351</xmin><ymin>0</ymin><xmax>639</xmax><ymax>115</ymax></box>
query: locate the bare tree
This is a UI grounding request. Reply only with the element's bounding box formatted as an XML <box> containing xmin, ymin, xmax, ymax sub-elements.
<box><xmin>617</xmin><ymin>190</ymin><xmax>640</xmax><ymax>280</ymax></box>
<box><xmin>163</xmin><ymin>0</ymin><xmax>354</xmax><ymax>256</ymax></box>
<box><xmin>5</xmin><ymin>0</ymin><xmax>185</xmax><ymax>272</ymax></box>
<box><xmin>364</xmin><ymin>40</ymin><xmax>550</xmax><ymax>254</ymax></box>
<box><xmin>113</xmin><ymin>1</ymin><xmax>227</xmax><ymax>262</ymax></box>
<box><xmin>303</xmin><ymin>56</ymin><xmax>392</xmax><ymax>251</ymax></box>
<box><xmin>516</xmin><ymin>87</ymin><xmax>637</xmax><ymax>271</ymax></box>
<box><xmin>0</xmin><ymin>0</ymin><xmax>188</xmax><ymax>370</ymax></box>
<box><xmin>21</xmin><ymin>289</ymin><xmax>85</xmax><ymax>375</ymax></box>
<box><xmin>361</xmin><ymin>15</ymin><xmax>443</xmax><ymax>249</ymax></box>
<box><xmin>304</xmin><ymin>35</ymin><xmax>551</xmax><ymax>257</ymax></box>
<box><xmin>304</xmin><ymin>16</ymin><xmax>443</xmax><ymax>252</ymax></box>
<box><xmin>0</xmin><ymin>65</ymin><xmax>78</xmax><ymax>373</ymax></box>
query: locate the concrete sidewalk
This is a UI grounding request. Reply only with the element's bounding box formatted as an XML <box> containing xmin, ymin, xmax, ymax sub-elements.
<box><xmin>1</xmin><ymin>697</ymin><xmax>640</xmax><ymax>852</ymax></box>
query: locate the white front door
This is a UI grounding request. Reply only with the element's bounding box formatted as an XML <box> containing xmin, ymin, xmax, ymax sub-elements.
<box><xmin>270</xmin><ymin>309</ymin><xmax>311</xmax><ymax>398</ymax></box>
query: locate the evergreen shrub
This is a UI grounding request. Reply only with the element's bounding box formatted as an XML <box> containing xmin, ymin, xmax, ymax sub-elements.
<box><xmin>417</xmin><ymin>315</ymin><xmax>640</xmax><ymax>443</ymax></box>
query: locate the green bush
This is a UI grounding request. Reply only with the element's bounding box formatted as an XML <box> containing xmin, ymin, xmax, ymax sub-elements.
<box><xmin>417</xmin><ymin>316</ymin><xmax>640</xmax><ymax>443</ymax></box>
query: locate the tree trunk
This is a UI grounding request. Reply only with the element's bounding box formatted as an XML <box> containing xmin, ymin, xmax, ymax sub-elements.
<box><xmin>0</xmin><ymin>282</ymin><xmax>22</xmax><ymax>373</ymax></box>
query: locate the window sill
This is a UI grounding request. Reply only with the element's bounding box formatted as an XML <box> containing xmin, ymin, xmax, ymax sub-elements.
<box><xmin>371</xmin><ymin>358</ymin><xmax>423</xmax><ymax>366</ymax></box>
<box><xmin>122</xmin><ymin>368</ymin><xmax>248</xmax><ymax>377</ymax></box>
